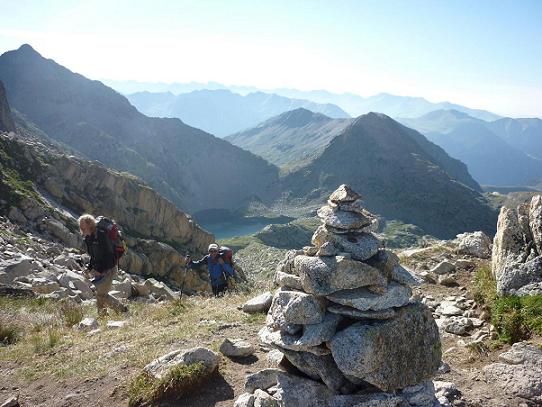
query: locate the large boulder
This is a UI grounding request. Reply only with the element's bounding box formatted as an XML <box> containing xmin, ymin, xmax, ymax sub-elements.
<box><xmin>483</xmin><ymin>342</ymin><xmax>542</xmax><ymax>404</ymax></box>
<box><xmin>454</xmin><ymin>231</ymin><xmax>492</xmax><ymax>258</ymax></box>
<box><xmin>325</xmin><ymin>282</ymin><xmax>412</xmax><ymax>312</ymax></box>
<box><xmin>267</xmin><ymin>290</ymin><xmax>327</xmax><ymax>329</ymax></box>
<box><xmin>144</xmin><ymin>347</ymin><xmax>219</xmax><ymax>380</ymax></box>
<box><xmin>0</xmin><ymin>255</ymin><xmax>42</xmax><ymax>284</ymax></box>
<box><xmin>243</xmin><ymin>292</ymin><xmax>273</xmax><ymax>314</ymax></box>
<box><xmin>330</xmin><ymin>302</ymin><xmax>441</xmax><ymax>391</ymax></box>
<box><xmin>293</xmin><ymin>255</ymin><xmax>386</xmax><ymax>296</ymax></box>
<box><xmin>492</xmin><ymin>197</ymin><xmax>542</xmax><ymax>295</ymax></box>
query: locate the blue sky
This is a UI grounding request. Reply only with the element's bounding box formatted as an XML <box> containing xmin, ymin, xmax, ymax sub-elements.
<box><xmin>1</xmin><ymin>0</ymin><xmax>541</xmax><ymax>117</ymax></box>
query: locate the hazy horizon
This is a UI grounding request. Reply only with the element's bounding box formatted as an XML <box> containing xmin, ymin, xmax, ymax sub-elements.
<box><xmin>1</xmin><ymin>0</ymin><xmax>541</xmax><ymax>117</ymax></box>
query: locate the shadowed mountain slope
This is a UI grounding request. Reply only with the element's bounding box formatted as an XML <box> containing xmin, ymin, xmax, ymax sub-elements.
<box><xmin>282</xmin><ymin>113</ymin><xmax>497</xmax><ymax>238</ymax></box>
<box><xmin>0</xmin><ymin>44</ymin><xmax>279</xmax><ymax>213</ymax></box>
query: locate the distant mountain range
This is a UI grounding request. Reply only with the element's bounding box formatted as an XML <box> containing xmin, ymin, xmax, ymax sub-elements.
<box><xmin>0</xmin><ymin>44</ymin><xmax>279</xmax><ymax>213</ymax></box>
<box><xmin>399</xmin><ymin>110</ymin><xmax>542</xmax><ymax>187</ymax></box>
<box><xmin>126</xmin><ymin>89</ymin><xmax>349</xmax><ymax>137</ymax></box>
<box><xmin>0</xmin><ymin>45</ymin><xmax>498</xmax><ymax>238</ymax></box>
<box><xmin>106</xmin><ymin>79</ymin><xmax>502</xmax><ymax>122</ymax></box>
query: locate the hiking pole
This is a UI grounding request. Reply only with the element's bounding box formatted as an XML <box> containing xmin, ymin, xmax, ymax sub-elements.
<box><xmin>180</xmin><ymin>253</ymin><xmax>190</xmax><ymax>301</ymax></box>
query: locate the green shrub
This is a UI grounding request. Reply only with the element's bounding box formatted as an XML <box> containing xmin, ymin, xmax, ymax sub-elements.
<box><xmin>491</xmin><ymin>295</ymin><xmax>542</xmax><ymax>344</ymax></box>
<box><xmin>128</xmin><ymin>362</ymin><xmax>209</xmax><ymax>406</ymax></box>
<box><xmin>0</xmin><ymin>321</ymin><xmax>21</xmax><ymax>345</ymax></box>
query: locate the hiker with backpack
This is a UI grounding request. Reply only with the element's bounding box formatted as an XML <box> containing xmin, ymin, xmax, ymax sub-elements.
<box><xmin>185</xmin><ymin>243</ymin><xmax>235</xmax><ymax>297</ymax></box>
<box><xmin>78</xmin><ymin>214</ymin><xmax>128</xmax><ymax>316</ymax></box>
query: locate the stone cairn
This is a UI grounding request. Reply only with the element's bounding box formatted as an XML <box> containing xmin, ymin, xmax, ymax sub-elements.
<box><xmin>235</xmin><ymin>185</ymin><xmax>442</xmax><ymax>407</ymax></box>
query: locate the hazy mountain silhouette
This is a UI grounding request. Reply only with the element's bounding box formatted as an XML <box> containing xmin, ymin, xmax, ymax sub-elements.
<box><xmin>400</xmin><ymin>110</ymin><xmax>542</xmax><ymax>187</ymax></box>
<box><xmin>109</xmin><ymin>80</ymin><xmax>501</xmax><ymax>122</ymax></box>
<box><xmin>487</xmin><ymin>117</ymin><xmax>542</xmax><ymax>160</ymax></box>
<box><xmin>0</xmin><ymin>44</ymin><xmax>279</xmax><ymax>212</ymax></box>
<box><xmin>282</xmin><ymin>112</ymin><xmax>496</xmax><ymax>237</ymax></box>
<box><xmin>127</xmin><ymin>89</ymin><xmax>350</xmax><ymax>137</ymax></box>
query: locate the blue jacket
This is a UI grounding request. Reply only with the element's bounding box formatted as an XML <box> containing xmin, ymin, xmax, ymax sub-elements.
<box><xmin>188</xmin><ymin>254</ymin><xmax>234</xmax><ymax>287</ymax></box>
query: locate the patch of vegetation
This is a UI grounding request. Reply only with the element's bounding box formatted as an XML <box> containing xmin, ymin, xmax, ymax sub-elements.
<box><xmin>0</xmin><ymin>320</ymin><xmax>21</xmax><ymax>345</ymax></box>
<box><xmin>381</xmin><ymin>220</ymin><xmax>428</xmax><ymax>248</ymax></box>
<box><xmin>60</xmin><ymin>301</ymin><xmax>84</xmax><ymax>326</ymax></box>
<box><xmin>128</xmin><ymin>362</ymin><xmax>208</xmax><ymax>407</ymax></box>
<box><xmin>218</xmin><ymin>235</ymin><xmax>261</xmax><ymax>251</ymax></box>
<box><xmin>31</xmin><ymin>328</ymin><xmax>62</xmax><ymax>354</ymax></box>
<box><xmin>472</xmin><ymin>266</ymin><xmax>542</xmax><ymax>344</ymax></box>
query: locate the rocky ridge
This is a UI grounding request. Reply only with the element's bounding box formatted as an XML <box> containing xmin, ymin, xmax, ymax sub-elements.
<box><xmin>235</xmin><ymin>185</ymin><xmax>442</xmax><ymax>406</ymax></box>
<box><xmin>1</xmin><ymin>127</ymin><xmax>213</xmax><ymax>293</ymax></box>
<box><xmin>492</xmin><ymin>194</ymin><xmax>542</xmax><ymax>295</ymax></box>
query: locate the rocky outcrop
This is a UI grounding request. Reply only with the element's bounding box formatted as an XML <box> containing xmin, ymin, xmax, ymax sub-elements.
<box><xmin>236</xmin><ymin>185</ymin><xmax>441</xmax><ymax>406</ymax></box>
<box><xmin>454</xmin><ymin>231</ymin><xmax>492</xmax><ymax>258</ymax></box>
<box><xmin>0</xmin><ymin>80</ymin><xmax>15</xmax><ymax>132</ymax></box>
<box><xmin>492</xmin><ymin>196</ymin><xmax>542</xmax><ymax>295</ymax></box>
<box><xmin>0</xmin><ymin>133</ymin><xmax>213</xmax><ymax>292</ymax></box>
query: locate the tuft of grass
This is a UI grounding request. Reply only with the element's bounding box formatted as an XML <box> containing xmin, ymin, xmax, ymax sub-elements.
<box><xmin>472</xmin><ymin>265</ymin><xmax>497</xmax><ymax>306</ymax></box>
<box><xmin>128</xmin><ymin>362</ymin><xmax>208</xmax><ymax>407</ymax></box>
<box><xmin>32</xmin><ymin>328</ymin><xmax>62</xmax><ymax>354</ymax></box>
<box><xmin>0</xmin><ymin>321</ymin><xmax>21</xmax><ymax>345</ymax></box>
<box><xmin>60</xmin><ymin>301</ymin><xmax>84</xmax><ymax>327</ymax></box>
<box><xmin>243</xmin><ymin>312</ymin><xmax>266</xmax><ymax>325</ymax></box>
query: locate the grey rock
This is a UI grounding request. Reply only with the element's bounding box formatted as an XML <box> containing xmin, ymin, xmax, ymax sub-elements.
<box><xmin>312</xmin><ymin>226</ymin><xmax>382</xmax><ymax>261</ymax></box>
<box><xmin>442</xmin><ymin>317</ymin><xmax>473</xmax><ymax>335</ymax></box>
<box><xmin>253</xmin><ymin>389</ymin><xmax>279</xmax><ymax>407</ymax></box>
<box><xmin>497</xmin><ymin>257</ymin><xmax>542</xmax><ymax>295</ymax></box>
<box><xmin>455</xmin><ymin>231</ymin><xmax>492</xmax><ymax>258</ymax></box>
<box><xmin>529</xmin><ymin>195</ymin><xmax>542</xmax><ymax>255</ymax></box>
<box><xmin>430</xmin><ymin>261</ymin><xmax>456</xmax><ymax>275</ymax></box>
<box><xmin>267</xmin><ymin>290</ymin><xmax>326</xmax><ymax>328</ymax></box>
<box><xmin>266</xmin><ymin>349</ymin><xmax>285</xmax><ymax>367</ymax></box>
<box><xmin>106</xmin><ymin>320</ymin><xmax>127</xmax><ymax>329</ymax></box>
<box><xmin>275</xmin><ymin>372</ymin><xmax>336</xmax><ymax>407</ymax></box>
<box><xmin>276</xmin><ymin>250</ymin><xmax>301</xmax><ymax>276</ymax></box>
<box><xmin>330</xmin><ymin>302</ymin><xmax>441</xmax><ymax>391</ymax></box>
<box><xmin>77</xmin><ymin>317</ymin><xmax>99</xmax><ymax>331</ymax></box>
<box><xmin>325</xmin><ymin>282</ymin><xmax>411</xmax><ymax>312</ymax></box>
<box><xmin>327</xmin><ymin>304</ymin><xmax>396</xmax><ymax>320</ymax></box>
<box><xmin>219</xmin><ymin>338</ymin><xmax>255</xmax><ymax>358</ymax></box>
<box><xmin>281</xmin><ymin>348</ymin><xmax>347</xmax><ymax>392</ymax></box>
<box><xmin>329</xmin><ymin>184</ymin><xmax>361</xmax><ymax>203</ymax></box>
<box><xmin>234</xmin><ymin>393</ymin><xmax>255</xmax><ymax>407</ymax></box>
<box><xmin>0</xmin><ymin>255</ymin><xmax>39</xmax><ymax>284</ymax></box>
<box><xmin>317</xmin><ymin>242</ymin><xmax>339</xmax><ymax>257</ymax></box>
<box><xmin>144</xmin><ymin>347</ymin><xmax>219</xmax><ymax>380</ymax></box>
<box><xmin>144</xmin><ymin>278</ymin><xmax>179</xmax><ymax>301</ymax></box>
<box><xmin>317</xmin><ymin>205</ymin><xmax>372</xmax><ymax>230</ymax></box>
<box><xmin>243</xmin><ymin>291</ymin><xmax>274</xmax><ymax>313</ymax></box>
<box><xmin>435</xmin><ymin>302</ymin><xmax>463</xmax><ymax>316</ymax></box>
<box><xmin>259</xmin><ymin>326</ymin><xmax>330</xmax><ymax>356</ymax></box>
<box><xmin>296</xmin><ymin>313</ymin><xmax>342</xmax><ymax>347</ymax></box>
<box><xmin>433</xmin><ymin>381</ymin><xmax>461</xmax><ymax>403</ymax></box>
<box><xmin>329</xmin><ymin>393</ymin><xmax>406</xmax><ymax>407</ymax></box>
<box><xmin>401</xmin><ymin>380</ymin><xmax>438</xmax><ymax>407</ymax></box>
<box><xmin>294</xmin><ymin>255</ymin><xmax>386</xmax><ymax>296</ymax></box>
<box><xmin>245</xmin><ymin>368</ymin><xmax>282</xmax><ymax>393</ymax></box>
<box><xmin>274</xmin><ymin>272</ymin><xmax>303</xmax><ymax>291</ymax></box>
<box><xmin>483</xmin><ymin>342</ymin><xmax>542</xmax><ymax>403</ymax></box>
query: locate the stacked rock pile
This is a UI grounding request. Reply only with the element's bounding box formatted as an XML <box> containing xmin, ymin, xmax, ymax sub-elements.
<box><xmin>236</xmin><ymin>185</ymin><xmax>442</xmax><ymax>407</ymax></box>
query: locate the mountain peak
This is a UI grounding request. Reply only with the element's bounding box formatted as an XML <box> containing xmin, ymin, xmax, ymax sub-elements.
<box><xmin>15</xmin><ymin>44</ymin><xmax>42</xmax><ymax>57</ymax></box>
<box><xmin>272</xmin><ymin>108</ymin><xmax>330</xmax><ymax>128</ymax></box>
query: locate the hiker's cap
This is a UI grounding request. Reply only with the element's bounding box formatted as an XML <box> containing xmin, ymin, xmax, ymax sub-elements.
<box><xmin>208</xmin><ymin>243</ymin><xmax>219</xmax><ymax>252</ymax></box>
